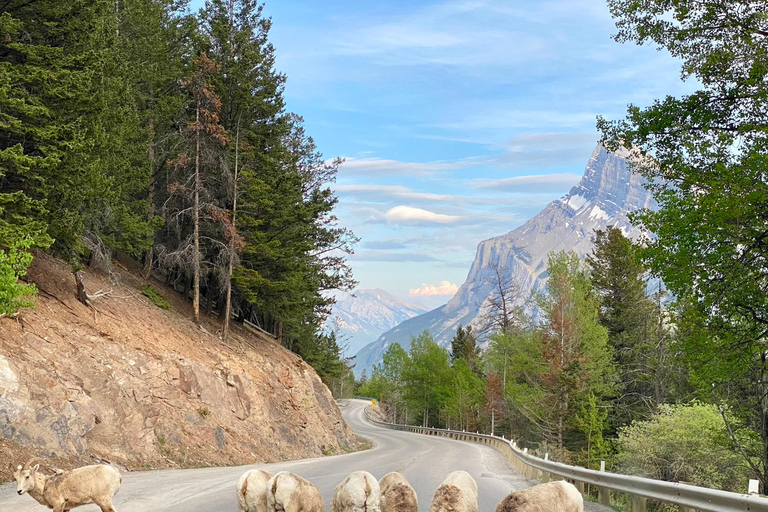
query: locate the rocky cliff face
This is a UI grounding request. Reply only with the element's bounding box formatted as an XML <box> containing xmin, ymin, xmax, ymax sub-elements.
<box><xmin>327</xmin><ymin>289</ymin><xmax>429</xmax><ymax>357</ymax></box>
<box><xmin>0</xmin><ymin>254</ymin><xmax>357</xmax><ymax>479</ymax></box>
<box><xmin>355</xmin><ymin>145</ymin><xmax>656</xmax><ymax>374</ymax></box>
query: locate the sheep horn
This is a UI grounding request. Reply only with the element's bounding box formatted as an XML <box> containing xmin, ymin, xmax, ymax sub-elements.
<box><xmin>22</xmin><ymin>457</ymin><xmax>44</xmax><ymax>470</ymax></box>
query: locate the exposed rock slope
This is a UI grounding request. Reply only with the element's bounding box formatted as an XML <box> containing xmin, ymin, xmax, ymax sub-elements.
<box><xmin>327</xmin><ymin>289</ymin><xmax>429</xmax><ymax>356</ymax></box>
<box><xmin>0</xmin><ymin>254</ymin><xmax>357</xmax><ymax>481</ymax></box>
<box><xmin>355</xmin><ymin>145</ymin><xmax>656</xmax><ymax>375</ymax></box>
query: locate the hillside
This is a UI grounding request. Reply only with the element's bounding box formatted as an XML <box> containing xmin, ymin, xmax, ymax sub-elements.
<box><xmin>0</xmin><ymin>254</ymin><xmax>359</xmax><ymax>482</ymax></box>
<box><xmin>326</xmin><ymin>289</ymin><xmax>430</xmax><ymax>356</ymax></box>
<box><xmin>355</xmin><ymin>145</ymin><xmax>656</xmax><ymax>374</ymax></box>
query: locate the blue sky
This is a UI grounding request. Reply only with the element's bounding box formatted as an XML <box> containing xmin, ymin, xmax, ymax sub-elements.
<box><xmin>190</xmin><ymin>0</ymin><xmax>692</xmax><ymax>309</ymax></box>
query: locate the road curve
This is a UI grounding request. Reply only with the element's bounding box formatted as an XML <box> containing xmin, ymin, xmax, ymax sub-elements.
<box><xmin>0</xmin><ymin>399</ymin><xmax>610</xmax><ymax>511</ymax></box>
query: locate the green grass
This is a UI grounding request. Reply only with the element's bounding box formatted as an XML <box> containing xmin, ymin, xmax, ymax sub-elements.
<box><xmin>141</xmin><ymin>285</ymin><xmax>171</xmax><ymax>309</ymax></box>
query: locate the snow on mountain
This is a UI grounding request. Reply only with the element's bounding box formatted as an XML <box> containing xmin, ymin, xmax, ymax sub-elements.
<box><xmin>326</xmin><ymin>289</ymin><xmax>431</xmax><ymax>360</ymax></box>
<box><xmin>353</xmin><ymin>145</ymin><xmax>656</xmax><ymax>377</ymax></box>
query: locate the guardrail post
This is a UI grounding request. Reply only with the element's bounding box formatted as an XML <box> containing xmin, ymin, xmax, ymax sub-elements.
<box><xmin>631</xmin><ymin>496</ymin><xmax>647</xmax><ymax>512</ymax></box>
<box><xmin>575</xmin><ymin>481</ymin><xmax>585</xmax><ymax>494</ymax></box>
<box><xmin>541</xmin><ymin>454</ymin><xmax>550</xmax><ymax>483</ymax></box>
<box><xmin>598</xmin><ymin>461</ymin><xmax>611</xmax><ymax>506</ymax></box>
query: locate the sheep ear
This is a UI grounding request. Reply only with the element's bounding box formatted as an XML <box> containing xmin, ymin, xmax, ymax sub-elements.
<box><xmin>31</xmin><ymin>464</ymin><xmax>39</xmax><ymax>474</ymax></box>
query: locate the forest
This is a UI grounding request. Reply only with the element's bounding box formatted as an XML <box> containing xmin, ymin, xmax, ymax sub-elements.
<box><xmin>362</xmin><ymin>0</ymin><xmax>768</xmax><ymax>500</ymax></box>
<box><xmin>0</xmin><ymin>0</ymin><xmax>355</xmax><ymax>382</ymax></box>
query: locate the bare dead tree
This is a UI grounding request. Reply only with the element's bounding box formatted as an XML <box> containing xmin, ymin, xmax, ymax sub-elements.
<box><xmin>477</xmin><ymin>263</ymin><xmax>526</xmax><ymax>337</ymax></box>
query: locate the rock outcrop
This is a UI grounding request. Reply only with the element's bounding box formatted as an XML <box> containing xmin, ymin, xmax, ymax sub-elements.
<box><xmin>355</xmin><ymin>145</ymin><xmax>656</xmax><ymax>373</ymax></box>
<box><xmin>0</xmin><ymin>254</ymin><xmax>357</xmax><ymax>479</ymax></box>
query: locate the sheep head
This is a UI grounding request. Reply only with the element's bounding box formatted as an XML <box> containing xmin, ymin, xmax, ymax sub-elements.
<box><xmin>13</xmin><ymin>461</ymin><xmax>41</xmax><ymax>496</ymax></box>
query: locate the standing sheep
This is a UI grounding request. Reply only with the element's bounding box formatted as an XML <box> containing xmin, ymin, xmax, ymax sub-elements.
<box><xmin>331</xmin><ymin>470</ymin><xmax>381</xmax><ymax>512</ymax></box>
<box><xmin>495</xmin><ymin>481</ymin><xmax>583</xmax><ymax>512</ymax></box>
<box><xmin>12</xmin><ymin>459</ymin><xmax>122</xmax><ymax>512</ymax></box>
<box><xmin>430</xmin><ymin>470</ymin><xmax>478</xmax><ymax>512</ymax></box>
<box><xmin>379</xmin><ymin>472</ymin><xmax>418</xmax><ymax>512</ymax></box>
<box><xmin>266</xmin><ymin>471</ymin><xmax>324</xmax><ymax>512</ymax></box>
<box><xmin>237</xmin><ymin>469</ymin><xmax>274</xmax><ymax>512</ymax></box>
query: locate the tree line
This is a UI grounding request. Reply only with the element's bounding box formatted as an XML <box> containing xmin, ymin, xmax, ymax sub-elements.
<box><xmin>0</xmin><ymin>0</ymin><xmax>355</xmax><ymax>380</ymax></box>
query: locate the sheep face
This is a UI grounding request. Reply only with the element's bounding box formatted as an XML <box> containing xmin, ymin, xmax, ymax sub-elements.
<box><xmin>13</xmin><ymin>464</ymin><xmax>39</xmax><ymax>496</ymax></box>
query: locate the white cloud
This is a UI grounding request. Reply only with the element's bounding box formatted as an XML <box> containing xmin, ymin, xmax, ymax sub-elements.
<box><xmin>340</xmin><ymin>158</ymin><xmax>462</xmax><ymax>177</ymax></box>
<box><xmin>472</xmin><ymin>173</ymin><xmax>582</xmax><ymax>192</ymax></box>
<box><xmin>384</xmin><ymin>206</ymin><xmax>460</xmax><ymax>224</ymax></box>
<box><xmin>409</xmin><ymin>280</ymin><xmax>460</xmax><ymax>296</ymax></box>
<box><xmin>335</xmin><ymin>184</ymin><xmax>453</xmax><ymax>201</ymax></box>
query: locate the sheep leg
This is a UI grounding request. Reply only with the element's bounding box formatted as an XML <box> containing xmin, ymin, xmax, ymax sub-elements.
<box><xmin>95</xmin><ymin>499</ymin><xmax>117</xmax><ymax>512</ymax></box>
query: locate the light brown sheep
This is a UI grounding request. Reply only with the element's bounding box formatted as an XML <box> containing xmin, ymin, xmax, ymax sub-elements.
<box><xmin>430</xmin><ymin>470</ymin><xmax>478</xmax><ymax>512</ymax></box>
<box><xmin>12</xmin><ymin>459</ymin><xmax>122</xmax><ymax>512</ymax></box>
<box><xmin>238</xmin><ymin>469</ymin><xmax>274</xmax><ymax>512</ymax></box>
<box><xmin>379</xmin><ymin>472</ymin><xmax>418</xmax><ymax>512</ymax></box>
<box><xmin>267</xmin><ymin>471</ymin><xmax>324</xmax><ymax>512</ymax></box>
<box><xmin>331</xmin><ymin>470</ymin><xmax>381</xmax><ymax>512</ymax></box>
<box><xmin>495</xmin><ymin>481</ymin><xmax>583</xmax><ymax>512</ymax></box>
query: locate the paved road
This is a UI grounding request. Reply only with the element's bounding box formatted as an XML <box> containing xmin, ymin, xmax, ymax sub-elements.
<box><xmin>0</xmin><ymin>399</ymin><xmax>610</xmax><ymax>511</ymax></box>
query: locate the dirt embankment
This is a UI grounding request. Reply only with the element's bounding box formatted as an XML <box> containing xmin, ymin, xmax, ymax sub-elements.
<box><xmin>0</xmin><ymin>253</ymin><xmax>358</xmax><ymax>481</ymax></box>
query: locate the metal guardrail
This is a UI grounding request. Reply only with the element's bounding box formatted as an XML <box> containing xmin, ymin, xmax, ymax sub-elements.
<box><xmin>363</xmin><ymin>406</ymin><xmax>768</xmax><ymax>512</ymax></box>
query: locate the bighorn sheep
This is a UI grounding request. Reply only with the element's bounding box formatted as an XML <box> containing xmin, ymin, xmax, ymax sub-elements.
<box><xmin>237</xmin><ymin>469</ymin><xmax>274</xmax><ymax>512</ymax></box>
<box><xmin>11</xmin><ymin>459</ymin><xmax>122</xmax><ymax>512</ymax></box>
<box><xmin>379</xmin><ymin>472</ymin><xmax>418</xmax><ymax>512</ymax></box>
<box><xmin>331</xmin><ymin>470</ymin><xmax>381</xmax><ymax>512</ymax></box>
<box><xmin>495</xmin><ymin>481</ymin><xmax>583</xmax><ymax>512</ymax></box>
<box><xmin>430</xmin><ymin>471</ymin><xmax>478</xmax><ymax>512</ymax></box>
<box><xmin>266</xmin><ymin>471</ymin><xmax>324</xmax><ymax>512</ymax></box>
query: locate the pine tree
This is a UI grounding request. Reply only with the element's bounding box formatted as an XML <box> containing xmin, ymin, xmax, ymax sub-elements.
<box><xmin>533</xmin><ymin>252</ymin><xmax>615</xmax><ymax>450</ymax></box>
<box><xmin>450</xmin><ymin>324</ymin><xmax>480</xmax><ymax>373</ymax></box>
<box><xmin>587</xmin><ymin>227</ymin><xmax>662</xmax><ymax>428</ymax></box>
<box><xmin>166</xmin><ymin>53</ymin><xmax>229</xmax><ymax>325</ymax></box>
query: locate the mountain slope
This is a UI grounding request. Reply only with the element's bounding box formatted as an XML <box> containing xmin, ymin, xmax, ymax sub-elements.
<box><xmin>0</xmin><ymin>253</ymin><xmax>358</xmax><ymax>479</ymax></box>
<box><xmin>354</xmin><ymin>145</ymin><xmax>656</xmax><ymax>376</ymax></box>
<box><xmin>327</xmin><ymin>289</ymin><xmax>430</xmax><ymax>357</ymax></box>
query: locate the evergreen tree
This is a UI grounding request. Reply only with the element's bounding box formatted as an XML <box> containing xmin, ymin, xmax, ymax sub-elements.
<box><xmin>165</xmin><ymin>53</ymin><xmax>229</xmax><ymax>325</ymax></box>
<box><xmin>587</xmin><ymin>227</ymin><xmax>664</xmax><ymax>428</ymax></box>
<box><xmin>450</xmin><ymin>324</ymin><xmax>480</xmax><ymax>372</ymax></box>
<box><xmin>532</xmin><ymin>252</ymin><xmax>615</xmax><ymax>451</ymax></box>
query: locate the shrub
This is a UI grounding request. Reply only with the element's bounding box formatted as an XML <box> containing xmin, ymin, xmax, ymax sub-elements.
<box><xmin>616</xmin><ymin>402</ymin><xmax>755</xmax><ymax>493</ymax></box>
<box><xmin>0</xmin><ymin>238</ymin><xmax>37</xmax><ymax>317</ymax></box>
<box><xmin>141</xmin><ymin>284</ymin><xmax>171</xmax><ymax>309</ymax></box>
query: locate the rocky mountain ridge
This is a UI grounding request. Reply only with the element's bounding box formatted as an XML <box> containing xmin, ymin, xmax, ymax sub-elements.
<box><xmin>326</xmin><ymin>289</ymin><xmax>430</xmax><ymax>356</ymax></box>
<box><xmin>354</xmin><ymin>145</ymin><xmax>656</xmax><ymax>375</ymax></box>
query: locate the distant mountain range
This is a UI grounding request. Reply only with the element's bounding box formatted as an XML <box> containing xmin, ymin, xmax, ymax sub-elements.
<box><xmin>326</xmin><ymin>289</ymin><xmax>430</xmax><ymax>359</ymax></box>
<box><xmin>353</xmin><ymin>144</ymin><xmax>657</xmax><ymax>377</ymax></box>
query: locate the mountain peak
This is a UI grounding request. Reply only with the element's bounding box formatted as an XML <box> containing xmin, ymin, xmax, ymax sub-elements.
<box><xmin>354</xmin><ymin>145</ymin><xmax>656</xmax><ymax>376</ymax></box>
<box><xmin>327</xmin><ymin>289</ymin><xmax>430</xmax><ymax>357</ymax></box>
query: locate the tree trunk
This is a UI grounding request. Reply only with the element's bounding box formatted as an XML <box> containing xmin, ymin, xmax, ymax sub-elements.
<box><xmin>193</xmin><ymin>106</ymin><xmax>201</xmax><ymax>325</ymax></box>
<box><xmin>75</xmin><ymin>271</ymin><xmax>88</xmax><ymax>306</ymax></box>
<box><xmin>222</xmin><ymin>121</ymin><xmax>239</xmax><ymax>342</ymax></box>
<box><xmin>206</xmin><ymin>277</ymin><xmax>214</xmax><ymax>317</ymax></box>
<box><xmin>142</xmin><ymin>117</ymin><xmax>156</xmax><ymax>280</ymax></box>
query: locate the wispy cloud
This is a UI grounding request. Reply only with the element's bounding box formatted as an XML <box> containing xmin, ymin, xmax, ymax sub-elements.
<box><xmin>472</xmin><ymin>173</ymin><xmax>582</xmax><ymax>193</ymax></box>
<box><xmin>335</xmin><ymin>184</ymin><xmax>453</xmax><ymax>201</ymax></box>
<box><xmin>410</xmin><ymin>280</ymin><xmax>459</xmax><ymax>296</ymax></box>
<box><xmin>353</xmin><ymin>251</ymin><xmax>439</xmax><ymax>263</ymax></box>
<box><xmin>340</xmin><ymin>157</ymin><xmax>464</xmax><ymax>177</ymax></box>
<box><xmin>384</xmin><ymin>206</ymin><xmax>460</xmax><ymax>225</ymax></box>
